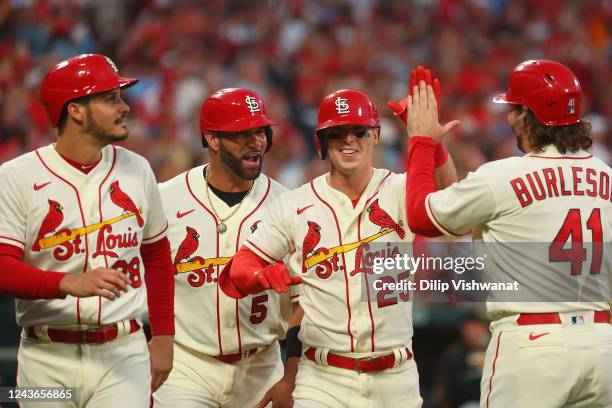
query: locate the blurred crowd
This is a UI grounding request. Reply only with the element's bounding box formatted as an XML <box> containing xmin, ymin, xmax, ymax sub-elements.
<box><xmin>0</xmin><ymin>0</ymin><xmax>610</xmax><ymax>187</ymax></box>
<box><xmin>0</xmin><ymin>1</ymin><xmax>610</xmax><ymax>404</ymax></box>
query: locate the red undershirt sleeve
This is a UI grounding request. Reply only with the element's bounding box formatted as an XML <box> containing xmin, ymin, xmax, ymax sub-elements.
<box><xmin>406</xmin><ymin>137</ymin><xmax>444</xmax><ymax>237</ymax></box>
<box><xmin>0</xmin><ymin>243</ymin><xmax>66</xmax><ymax>299</ymax></box>
<box><xmin>141</xmin><ymin>237</ymin><xmax>175</xmax><ymax>336</ymax></box>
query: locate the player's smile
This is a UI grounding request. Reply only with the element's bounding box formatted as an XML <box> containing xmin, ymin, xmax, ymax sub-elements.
<box><xmin>325</xmin><ymin>126</ymin><xmax>378</xmax><ymax>173</ymax></box>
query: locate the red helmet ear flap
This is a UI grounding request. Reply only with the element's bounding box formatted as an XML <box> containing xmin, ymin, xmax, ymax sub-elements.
<box><xmin>314</xmin><ymin>132</ymin><xmax>327</xmax><ymax>160</ymax></box>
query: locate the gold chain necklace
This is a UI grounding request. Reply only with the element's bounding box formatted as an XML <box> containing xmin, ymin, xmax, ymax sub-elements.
<box><xmin>204</xmin><ymin>165</ymin><xmax>253</xmax><ymax>234</ymax></box>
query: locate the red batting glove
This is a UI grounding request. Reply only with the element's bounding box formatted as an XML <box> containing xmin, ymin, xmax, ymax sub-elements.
<box><xmin>388</xmin><ymin>65</ymin><xmax>441</xmax><ymax>125</ymax></box>
<box><xmin>255</xmin><ymin>263</ymin><xmax>303</xmax><ymax>294</ymax></box>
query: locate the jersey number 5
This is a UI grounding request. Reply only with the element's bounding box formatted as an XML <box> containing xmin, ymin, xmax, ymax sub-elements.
<box><xmin>250</xmin><ymin>294</ymin><xmax>268</xmax><ymax>324</ymax></box>
<box><xmin>549</xmin><ymin>208</ymin><xmax>602</xmax><ymax>275</ymax></box>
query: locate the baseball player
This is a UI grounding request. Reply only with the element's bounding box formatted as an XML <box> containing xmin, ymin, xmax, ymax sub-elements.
<box><xmin>153</xmin><ymin>88</ymin><xmax>296</xmax><ymax>407</ymax></box>
<box><xmin>0</xmin><ymin>54</ymin><xmax>175</xmax><ymax>407</ymax></box>
<box><xmin>405</xmin><ymin>60</ymin><xmax>611</xmax><ymax>407</ymax></box>
<box><xmin>219</xmin><ymin>81</ymin><xmax>457</xmax><ymax>407</ymax></box>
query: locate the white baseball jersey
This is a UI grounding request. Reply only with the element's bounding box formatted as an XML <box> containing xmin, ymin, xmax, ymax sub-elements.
<box><xmin>159</xmin><ymin>165</ymin><xmax>292</xmax><ymax>356</ymax></box>
<box><xmin>246</xmin><ymin>168</ymin><xmax>416</xmax><ymax>353</ymax></box>
<box><xmin>426</xmin><ymin>145</ymin><xmax>611</xmax><ymax>316</ymax></box>
<box><xmin>0</xmin><ymin>144</ymin><xmax>168</xmax><ymax>327</ymax></box>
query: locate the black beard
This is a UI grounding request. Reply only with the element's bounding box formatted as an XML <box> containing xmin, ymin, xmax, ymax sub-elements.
<box><xmin>219</xmin><ymin>140</ymin><xmax>263</xmax><ymax>180</ymax></box>
<box><xmin>85</xmin><ymin>106</ymin><xmax>128</xmax><ymax>144</ymax></box>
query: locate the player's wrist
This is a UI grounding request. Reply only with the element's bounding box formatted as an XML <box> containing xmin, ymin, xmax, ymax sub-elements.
<box><xmin>434</xmin><ymin>141</ymin><xmax>449</xmax><ymax>168</ymax></box>
<box><xmin>409</xmin><ymin>135</ymin><xmax>437</xmax><ymax>144</ymax></box>
<box><xmin>58</xmin><ymin>274</ymin><xmax>77</xmax><ymax>297</ymax></box>
<box><xmin>283</xmin><ymin>357</ymin><xmax>300</xmax><ymax>381</ymax></box>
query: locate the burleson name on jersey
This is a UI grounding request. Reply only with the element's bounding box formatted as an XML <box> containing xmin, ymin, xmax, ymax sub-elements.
<box><xmin>510</xmin><ymin>166</ymin><xmax>610</xmax><ymax>208</ymax></box>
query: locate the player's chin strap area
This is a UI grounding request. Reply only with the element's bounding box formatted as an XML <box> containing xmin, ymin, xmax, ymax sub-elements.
<box><xmin>304</xmin><ymin>346</ymin><xmax>413</xmax><ymax>373</ymax></box>
<box><xmin>24</xmin><ymin>318</ymin><xmax>141</xmax><ymax>344</ymax></box>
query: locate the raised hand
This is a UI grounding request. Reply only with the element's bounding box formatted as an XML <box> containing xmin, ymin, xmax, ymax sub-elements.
<box><xmin>406</xmin><ymin>80</ymin><xmax>460</xmax><ymax>142</ymax></box>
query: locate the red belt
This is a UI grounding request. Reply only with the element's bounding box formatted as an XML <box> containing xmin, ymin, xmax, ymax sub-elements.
<box><xmin>517</xmin><ymin>311</ymin><xmax>610</xmax><ymax>325</ymax></box>
<box><xmin>216</xmin><ymin>347</ymin><xmax>259</xmax><ymax>363</ymax></box>
<box><xmin>304</xmin><ymin>347</ymin><xmax>412</xmax><ymax>373</ymax></box>
<box><xmin>27</xmin><ymin>319</ymin><xmax>140</xmax><ymax>344</ymax></box>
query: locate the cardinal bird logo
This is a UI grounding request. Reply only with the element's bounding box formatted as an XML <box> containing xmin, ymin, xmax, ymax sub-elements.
<box><xmin>302</xmin><ymin>221</ymin><xmax>322</xmax><ymax>271</ymax></box>
<box><xmin>109</xmin><ymin>180</ymin><xmax>144</xmax><ymax>227</ymax></box>
<box><xmin>367</xmin><ymin>199</ymin><xmax>405</xmax><ymax>239</ymax></box>
<box><xmin>174</xmin><ymin>226</ymin><xmax>200</xmax><ymax>265</ymax></box>
<box><xmin>32</xmin><ymin>199</ymin><xmax>64</xmax><ymax>251</ymax></box>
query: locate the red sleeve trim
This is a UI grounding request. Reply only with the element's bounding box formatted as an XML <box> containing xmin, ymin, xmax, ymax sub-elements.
<box><xmin>143</xmin><ymin>222</ymin><xmax>169</xmax><ymax>242</ymax></box>
<box><xmin>141</xmin><ymin>237</ymin><xmax>175</xmax><ymax>336</ymax></box>
<box><xmin>426</xmin><ymin>195</ymin><xmax>462</xmax><ymax>237</ymax></box>
<box><xmin>528</xmin><ymin>154</ymin><xmax>592</xmax><ymax>160</ymax></box>
<box><xmin>245</xmin><ymin>239</ymin><xmax>282</xmax><ymax>263</ymax></box>
<box><xmin>0</xmin><ymin>236</ymin><xmax>25</xmax><ymax>247</ymax></box>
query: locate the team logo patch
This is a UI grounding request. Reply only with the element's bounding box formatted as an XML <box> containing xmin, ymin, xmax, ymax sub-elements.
<box><xmin>301</xmin><ymin>201</ymin><xmax>407</xmax><ymax>279</ymax></box>
<box><xmin>245</xmin><ymin>95</ymin><xmax>261</xmax><ymax>113</ymax></box>
<box><xmin>250</xmin><ymin>220</ymin><xmax>261</xmax><ymax>233</ymax></box>
<box><xmin>109</xmin><ymin>180</ymin><xmax>144</xmax><ymax>227</ymax></box>
<box><xmin>174</xmin><ymin>226</ymin><xmax>200</xmax><ymax>265</ymax></box>
<box><xmin>571</xmin><ymin>315</ymin><xmax>584</xmax><ymax>325</ymax></box>
<box><xmin>173</xmin><ymin>227</ymin><xmax>229</xmax><ymax>287</ymax></box>
<box><xmin>567</xmin><ymin>98</ymin><xmax>575</xmax><ymax>114</ymax></box>
<box><xmin>335</xmin><ymin>97</ymin><xmax>350</xmax><ymax>114</ymax></box>
<box><xmin>367</xmin><ymin>199</ymin><xmax>405</xmax><ymax>239</ymax></box>
<box><xmin>104</xmin><ymin>56</ymin><xmax>118</xmax><ymax>73</ymax></box>
<box><xmin>32</xmin><ymin>199</ymin><xmax>64</xmax><ymax>251</ymax></box>
<box><xmin>302</xmin><ymin>221</ymin><xmax>324</xmax><ymax>273</ymax></box>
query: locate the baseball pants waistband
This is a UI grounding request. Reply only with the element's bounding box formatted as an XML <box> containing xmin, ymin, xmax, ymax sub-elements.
<box><xmin>24</xmin><ymin>318</ymin><xmax>140</xmax><ymax>344</ymax></box>
<box><xmin>215</xmin><ymin>343</ymin><xmax>273</xmax><ymax>363</ymax></box>
<box><xmin>515</xmin><ymin>310</ymin><xmax>610</xmax><ymax>325</ymax></box>
<box><xmin>304</xmin><ymin>347</ymin><xmax>412</xmax><ymax>373</ymax></box>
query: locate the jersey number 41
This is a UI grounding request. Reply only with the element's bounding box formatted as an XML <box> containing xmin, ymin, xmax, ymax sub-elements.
<box><xmin>549</xmin><ymin>208</ymin><xmax>603</xmax><ymax>276</ymax></box>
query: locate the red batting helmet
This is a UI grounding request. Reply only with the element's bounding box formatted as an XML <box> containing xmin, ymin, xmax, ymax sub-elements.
<box><xmin>493</xmin><ymin>59</ymin><xmax>582</xmax><ymax>126</ymax></box>
<box><xmin>199</xmin><ymin>88</ymin><xmax>276</xmax><ymax>151</ymax></box>
<box><xmin>314</xmin><ymin>89</ymin><xmax>380</xmax><ymax>159</ymax></box>
<box><xmin>41</xmin><ymin>54</ymin><xmax>138</xmax><ymax>127</ymax></box>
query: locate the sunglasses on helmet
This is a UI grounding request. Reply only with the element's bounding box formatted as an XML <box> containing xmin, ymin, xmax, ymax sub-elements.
<box><xmin>322</xmin><ymin>126</ymin><xmax>374</xmax><ymax>140</ymax></box>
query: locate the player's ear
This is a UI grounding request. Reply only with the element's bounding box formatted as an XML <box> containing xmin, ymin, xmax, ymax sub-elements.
<box><xmin>66</xmin><ymin>101</ymin><xmax>87</xmax><ymax>125</ymax></box>
<box><xmin>203</xmin><ymin>132</ymin><xmax>220</xmax><ymax>152</ymax></box>
<box><xmin>372</xmin><ymin>127</ymin><xmax>380</xmax><ymax>146</ymax></box>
